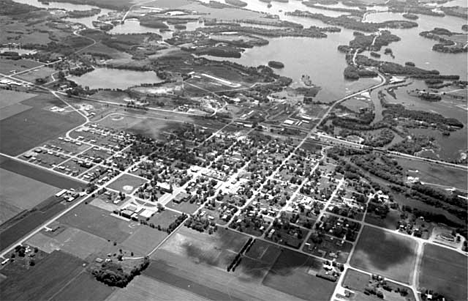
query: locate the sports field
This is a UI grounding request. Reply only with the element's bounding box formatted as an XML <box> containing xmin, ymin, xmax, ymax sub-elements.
<box><xmin>263</xmin><ymin>248</ymin><xmax>336</xmax><ymax>301</ymax></box>
<box><xmin>105</xmin><ymin>275</ymin><xmax>209</xmax><ymax>301</ymax></box>
<box><xmin>58</xmin><ymin>204</ymin><xmax>138</xmax><ymax>243</ymax></box>
<box><xmin>0</xmin><ymin>93</ymin><xmax>85</xmax><ymax>155</ymax></box>
<box><xmin>50</xmin><ymin>271</ymin><xmax>115</xmax><ymax>301</ymax></box>
<box><xmin>107</xmin><ymin>174</ymin><xmax>147</xmax><ymax>194</ymax></box>
<box><xmin>419</xmin><ymin>244</ymin><xmax>467</xmax><ymax>301</ymax></box>
<box><xmin>350</xmin><ymin>226</ymin><xmax>418</xmax><ymax>284</ymax></box>
<box><xmin>0</xmin><ymin>251</ymin><xmax>84</xmax><ymax>301</ymax></box>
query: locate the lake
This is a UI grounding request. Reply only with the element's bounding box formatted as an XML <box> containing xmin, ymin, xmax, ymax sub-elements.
<box><xmin>68</xmin><ymin>68</ymin><xmax>163</xmax><ymax>89</ymax></box>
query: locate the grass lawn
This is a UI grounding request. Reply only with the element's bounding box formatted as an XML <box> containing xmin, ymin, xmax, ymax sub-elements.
<box><xmin>0</xmin><ymin>251</ymin><xmax>84</xmax><ymax>301</ymax></box>
<box><xmin>0</xmin><ymin>93</ymin><xmax>85</xmax><ymax>156</ymax></box>
<box><xmin>350</xmin><ymin>226</ymin><xmax>418</xmax><ymax>284</ymax></box>
<box><xmin>342</xmin><ymin>268</ymin><xmax>371</xmax><ymax>291</ymax></box>
<box><xmin>166</xmin><ymin>199</ymin><xmax>201</xmax><ymax>214</ymax></box>
<box><xmin>50</xmin><ymin>271</ymin><xmax>115</xmax><ymax>301</ymax></box>
<box><xmin>106</xmin><ymin>274</ymin><xmax>209</xmax><ymax>301</ymax></box>
<box><xmin>148</xmin><ymin>209</ymin><xmax>181</xmax><ymax>228</ymax></box>
<box><xmin>263</xmin><ymin>248</ymin><xmax>336</xmax><ymax>301</ymax></box>
<box><xmin>58</xmin><ymin>204</ymin><xmax>138</xmax><ymax>243</ymax></box>
<box><xmin>0</xmin><ymin>167</ymin><xmax>60</xmax><ymax>212</ymax></box>
<box><xmin>419</xmin><ymin>244</ymin><xmax>467</xmax><ymax>301</ymax></box>
<box><xmin>107</xmin><ymin>174</ymin><xmax>148</xmax><ymax>194</ymax></box>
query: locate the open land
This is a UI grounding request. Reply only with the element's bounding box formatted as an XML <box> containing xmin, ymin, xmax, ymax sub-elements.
<box><xmin>0</xmin><ymin>251</ymin><xmax>84</xmax><ymax>301</ymax></box>
<box><xmin>419</xmin><ymin>244</ymin><xmax>467</xmax><ymax>301</ymax></box>
<box><xmin>58</xmin><ymin>204</ymin><xmax>138</xmax><ymax>243</ymax></box>
<box><xmin>50</xmin><ymin>271</ymin><xmax>115</xmax><ymax>301</ymax></box>
<box><xmin>0</xmin><ymin>167</ymin><xmax>60</xmax><ymax>224</ymax></box>
<box><xmin>350</xmin><ymin>226</ymin><xmax>418</xmax><ymax>284</ymax></box>
<box><xmin>0</xmin><ymin>93</ymin><xmax>85</xmax><ymax>156</ymax></box>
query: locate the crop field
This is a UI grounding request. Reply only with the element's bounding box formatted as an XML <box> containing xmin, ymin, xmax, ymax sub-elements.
<box><xmin>0</xmin><ymin>58</ymin><xmax>42</xmax><ymax>74</ymax></box>
<box><xmin>58</xmin><ymin>204</ymin><xmax>138</xmax><ymax>243</ymax></box>
<box><xmin>105</xmin><ymin>274</ymin><xmax>208</xmax><ymax>301</ymax></box>
<box><xmin>396</xmin><ymin>158</ymin><xmax>468</xmax><ymax>191</ymax></box>
<box><xmin>0</xmin><ymin>156</ymin><xmax>83</xmax><ymax>189</ymax></box>
<box><xmin>146</xmin><ymin>249</ymin><xmax>306</xmax><ymax>301</ymax></box>
<box><xmin>419</xmin><ymin>244</ymin><xmax>467</xmax><ymax>301</ymax></box>
<box><xmin>50</xmin><ymin>271</ymin><xmax>115</xmax><ymax>301</ymax></box>
<box><xmin>350</xmin><ymin>226</ymin><xmax>418</xmax><ymax>284</ymax></box>
<box><xmin>0</xmin><ymin>93</ymin><xmax>85</xmax><ymax>155</ymax></box>
<box><xmin>107</xmin><ymin>174</ymin><xmax>147</xmax><ymax>194</ymax></box>
<box><xmin>158</xmin><ymin>227</ymin><xmax>248</xmax><ymax>268</ymax></box>
<box><xmin>0</xmin><ymin>167</ymin><xmax>60</xmax><ymax>212</ymax></box>
<box><xmin>0</xmin><ymin>90</ymin><xmax>36</xmax><ymax>120</ymax></box>
<box><xmin>26</xmin><ymin>226</ymin><xmax>109</xmax><ymax>260</ymax></box>
<box><xmin>0</xmin><ymin>251</ymin><xmax>84</xmax><ymax>301</ymax></box>
<box><xmin>0</xmin><ymin>202</ymin><xmax>67</xmax><ymax>252</ymax></box>
<box><xmin>263</xmin><ymin>248</ymin><xmax>336</xmax><ymax>301</ymax></box>
<box><xmin>121</xmin><ymin>226</ymin><xmax>168</xmax><ymax>256</ymax></box>
<box><xmin>16</xmin><ymin>66</ymin><xmax>55</xmax><ymax>83</ymax></box>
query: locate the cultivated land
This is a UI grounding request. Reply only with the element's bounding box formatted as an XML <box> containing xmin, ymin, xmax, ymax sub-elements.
<box><xmin>395</xmin><ymin>157</ymin><xmax>468</xmax><ymax>191</ymax></box>
<box><xmin>350</xmin><ymin>226</ymin><xmax>418</xmax><ymax>284</ymax></box>
<box><xmin>58</xmin><ymin>204</ymin><xmax>138</xmax><ymax>243</ymax></box>
<box><xmin>419</xmin><ymin>244</ymin><xmax>467</xmax><ymax>301</ymax></box>
<box><xmin>120</xmin><ymin>226</ymin><xmax>167</xmax><ymax>256</ymax></box>
<box><xmin>0</xmin><ymin>251</ymin><xmax>84</xmax><ymax>301</ymax></box>
<box><xmin>0</xmin><ymin>168</ymin><xmax>60</xmax><ymax>212</ymax></box>
<box><xmin>0</xmin><ymin>93</ymin><xmax>85</xmax><ymax>156</ymax></box>
<box><xmin>263</xmin><ymin>249</ymin><xmax>336</xmax><ymax>301</ymax></box>
<box><xmin>105</xmin><ymin>274</ymin><xmax>210</xmax><ymax>301</ymax></box>
<box><xmin>0</xmin><ymin>156</ymin><xmax>83</xmax><ymax>189</ymax></box>
<box><xmin>50</xmin><ymin>271</ymin><xmax>115</xmax><ymax>301</ymax></box>
<box><xmin>26</xmin><ymin>226</ymin><xmax>109</xmax><ymax>260</ymax></box>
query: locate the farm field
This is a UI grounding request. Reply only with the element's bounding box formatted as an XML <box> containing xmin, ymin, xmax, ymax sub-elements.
<box><xmin>0</xmin><ymin>90</ymin><xmax>36</xmax><ymax>120</ymax></box>
<box><xmin>396</xmin><ymin>158</ymin><xmax>468</xmax><ymax>191</ymax></box>
<box><xmin>0</xmin><ymin>251</ymin><xmax>84</xmax><ymax>301</ymax></box>
<box><xmin>120</xmin><ymin>226</ymin><xmax>167</xmax><ymax>256</ymax></box>
<box><xmin>419</xmin><ymin>244</ymin><xmax>467</xmax><ymax>301</ymax></box>
<box><xmin>0</xmin><ymin>93</ymin><xmax>85</xmax><ymax>156</ymax></box>
<box><xmin>16</xmin><ymin>66</ymin><xmax>56</xmax><ymax>83</ymax></box>
<box><xmin>342</xmin><ymin>269</ymin><xmax>416</xmax><ymax>301</ymax></box>
<box><xmin>0</xmin><ymin>155</ymin><xmax>83</xmax><ymax>189</ymax></box>
<box><xmin>350</xmin><ymin>226</ymin><xmax>418</xmax><ymax>284</ymax></box>
<box><xmin>58</xmin><ymin>204</ymin><xmax>138</xmax><ymax>243</ymax></box>
<box><xmin>105</xmin><ymin>275</ymin><xmax>209</xmax><ymax>301</ymax></box>
<box><xmin>0</xmin><ymin>167</ymin><xmax>60</xmax><ymax>212</ymax></box>
<box><xmin>50</xmin><ymin>271</ymin><xmax>115</xmax><ymax>301</ymax></box>
<box><xmin>263</xmin><ymin>248</ymin><xmax>336</xmax><ymax>301</ymax></box>
<box><xmin>0</xmin><ymin>58</ymin><xmax>42</xmax><ymax>74</ymax></box>
<box><xmin>0</xmin><ymin>202</ymin><xmax>67</xmax><ymax>252</ymax></box>
<box><xmin>146</xmin><ymin>227</ymin><xmax>306</xmax><ymax>301</ymax></box>
<box><xmin>26</xmin><ymin>226</ymin><xmax>109</xmax><ymax>260</ymax></box>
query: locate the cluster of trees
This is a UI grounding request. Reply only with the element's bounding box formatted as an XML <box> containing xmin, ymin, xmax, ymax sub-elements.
<box><xmin>343</xmin><ymin>65</ymin><xmax>378</xmax><ymax>80</ymax></box>
<box><xmin>349</xmin><ymin>30</ymin><xmax>401</xmax><ymax>51</ymax></box>
<box><xmin>92</xmin><ymin>257</ymin><xmax>150</xmax><ymax>288</ymax></box>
